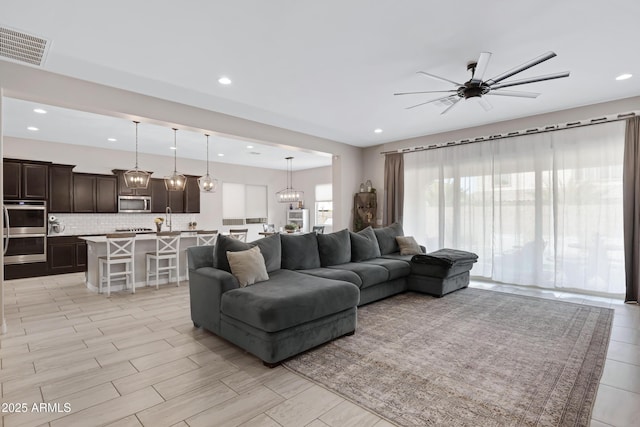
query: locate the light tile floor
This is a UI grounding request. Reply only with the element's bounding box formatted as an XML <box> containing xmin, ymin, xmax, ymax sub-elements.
<box><xmin>0</xmin><ymin>274</ymin><xmax>637</xmax><ymax>427</ymax></box>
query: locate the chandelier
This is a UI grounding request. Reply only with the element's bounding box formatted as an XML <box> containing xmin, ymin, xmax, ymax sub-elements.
<box><xmin>123</xmin><ymin>121</ymin><xmax>151</xmax><ymax>189</ymax></box>
<box><xmin>164</xmin><ymin>128</ymin><xmax>186</xmax><ymax>191</ymax></box>
<box><xmin>198</xmin><ymin>134</ymin><xmax>218</xmax><ymax>192</ymax></box>
<box><xmin>276</xmin><ymin>156</ymin><xmax>303</xmax><ymax>203</ymax></box>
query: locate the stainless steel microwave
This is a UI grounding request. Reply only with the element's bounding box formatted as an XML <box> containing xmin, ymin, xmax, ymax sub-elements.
<box><xmin>118</xmin><ymin>196</ymin><xmax>151</xmax><ymax>213</ymax></box>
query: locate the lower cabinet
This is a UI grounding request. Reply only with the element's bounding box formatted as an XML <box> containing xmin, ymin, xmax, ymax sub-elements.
<box><xmin>48</xmin><ymin>236</ymin><xmax>88</xmax><ymax>275</ymax></box>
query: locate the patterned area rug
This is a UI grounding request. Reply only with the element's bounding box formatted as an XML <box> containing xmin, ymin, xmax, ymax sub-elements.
<box><xmin>284</xmin><ymin>288</ymin><xmax>613</xmax><ymax>426</ymax></box>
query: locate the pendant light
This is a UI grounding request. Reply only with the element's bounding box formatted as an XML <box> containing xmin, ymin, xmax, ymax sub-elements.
<box><xmin>164</xmin><ymin>128</ymin><xmax>186</xmax><ymax>191</ymax></box>
<box><xmin>198</xmin><ymin>134</ymin><xmax>218</xmax><ymax>192</ymax></box>
<box><xmin>276</xmin><ymin>156</ymin><xmax>304</xmax><ymax>203</ymax></box>
<box><xmin>123</xmin><ymin>121</ymin><xmax>151</xmax><ymax>189</ymax></box>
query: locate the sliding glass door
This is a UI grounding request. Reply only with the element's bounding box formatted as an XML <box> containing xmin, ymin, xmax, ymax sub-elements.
<box><xmin>404</xmin><ymin>121</ymin><xmax>625</xmax><ymax>296</ymax></box>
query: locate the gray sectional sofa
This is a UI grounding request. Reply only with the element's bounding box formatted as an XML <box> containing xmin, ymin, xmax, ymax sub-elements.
<box><xmin>187</xmin><ymin>223</ymin><xmax>476</xmax><ymax>366</ymax></box>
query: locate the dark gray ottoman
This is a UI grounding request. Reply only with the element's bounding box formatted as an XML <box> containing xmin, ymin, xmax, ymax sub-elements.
<box><xmin>408</xmin><ymin>249</ymin><xmax>478</xmax><ymax>297</ymax></box>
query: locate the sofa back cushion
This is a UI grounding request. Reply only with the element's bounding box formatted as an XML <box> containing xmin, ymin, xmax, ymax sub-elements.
<box><xmin>281</xmin><ymin>233</ymin><xmax>321</xmax><ymax>270</ymax></box>
<box><xmin>214</xmin><ymin>233</ymin><xmax>281</xmax><ymax>273</ymax></box>
<box><xmin>317</xmin><ymin>228</ymin><xmax>351</xmax><ymax>266</ymax></box>
<box><xmin>373</xmin><ymin>222</ymin><xmax>404</xmax><ymax>255</ymax></box>
<box><xmin>350</xmin><ymin>226</ymin><xmax>381</xmax><ymax>261</ymax></box>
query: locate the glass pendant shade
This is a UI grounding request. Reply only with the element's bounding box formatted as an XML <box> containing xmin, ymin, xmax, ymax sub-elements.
<box><xmin>276</xmin><ymin>157</ymin><xmax>304</xmax><ymax>203</ymax></box>
<box><xmin>198</xmin><ymin>134</ymin><xmax>218</xmax><ymax>192</ymax></box>
<box><xmin>164</xmin><ymin>128</ymin><xmax>186</xmax><ymax>191</ymax></box>
<box><xmin>124</xmin><ymin>121</ymin><xmax>151</xmax><ymax>189</ymax></box>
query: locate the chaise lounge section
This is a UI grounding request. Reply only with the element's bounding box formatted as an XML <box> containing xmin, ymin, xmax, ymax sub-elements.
<box><xmin>187</xmin><ymin>223</ymin><xmax>477</xmax><ymax>366</ymax></box>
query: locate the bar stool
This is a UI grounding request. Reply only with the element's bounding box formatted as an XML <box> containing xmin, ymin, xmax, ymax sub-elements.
<box><xmin>99</xmin><ymin>233</ymin><xmax>136</xmax><ymax>297</ymax></box>
<box><xmin>146</xmin><ymin>231</ymin><xmax>181</xmax><ymax>289</ymax></box>
<box><xmin>229</xmin><ymin>228</ymin><xmax>248</xmax><ymax>242</ymax></box>
<box><xmin>196</xmin><ymin>230</ymin><xmax>218</xmax><ymax>246</ymax></box>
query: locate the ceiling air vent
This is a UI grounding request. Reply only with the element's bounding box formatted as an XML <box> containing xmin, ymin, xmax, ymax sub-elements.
<box><xmin>0</xmin><ymin>26</ymin><xmax>50</xmax><ymax>66</ymax></box>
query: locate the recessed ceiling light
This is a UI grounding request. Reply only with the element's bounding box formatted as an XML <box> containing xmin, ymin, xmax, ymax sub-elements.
<box><xmin>217</xmin><ymin>153</ymin><xmax>225</xmax><ymax>157</ymax></box>
<box><xmin>107</xmin><ymin>138</ymin><xmax>117</xmax><ymax>142</ymax></box>
<box><xmin>218</xmin><ymin>77</ymin><xmax>232</xmax><ymax>85</ymax></box>
<box><xmin>246</xmin><ymin>145</ymin><xmax>254</xmax><ymax>149</ymax></box>
<box><xmin>27</xmin><ymin>126</ymin><xmax>39</xmax><ymax>131</ymax></box>
<box><xmin>616</xmin><ymin>73</ymin><xmax>632</xmax><ymax>81</ymax></box>
<box><xmin>33</xmin><ymin>108</ymin><xmax>47</xmax><ymax>114</ymax></box>
<box><xmin>374</xmin><ymin>128</ymin><xmax>383</xmax><ymax>134</ymax></box>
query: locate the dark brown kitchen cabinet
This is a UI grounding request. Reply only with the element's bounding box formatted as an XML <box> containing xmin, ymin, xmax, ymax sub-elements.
<box><xmin>184</xmin><ymin>176</ymin><xmax>201</xmax><ymax>213</ymax></box>
<box><xmin>73</xmin><ymin>174</ymin><xmax>117</xmax><ymax>213</ymax></box>
<box><xmin>168</xmin><ymin>188</ymin><xmax>184</xmax><ymax>213</ymax></box>
<box><xmin>113</xmin><ymin>169</ymin><xmax>152</xmax><ymax>197</ymax></box>
<box><xmin>3</xmin><ymin>159</ymin><xmax>49</xmax><ymax>200</ymax></box>
<box><xmin>48</xmin><ymin>164</ymin><xmax>75</xmax><ymax>213</ymax></box>
<box><xmin>47</xmin><ymin>236</ymin><xmax>87</xmax><ymax>274</ymax></box>
<box><xmin>150</xmin><ymin>178</ymin><xmax>168</xmax><ymax>213</ymax></box>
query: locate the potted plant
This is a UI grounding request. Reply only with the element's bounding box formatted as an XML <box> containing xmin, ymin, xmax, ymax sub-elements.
<box><xmin>284</xmin><ymin>223</ymin><xmax>298</xmax><ymax>233</ymax></box>
<box><xmin>154</xmin><ymin>217</ymin><xmax>164</xmax><ymax>232</ymax></box>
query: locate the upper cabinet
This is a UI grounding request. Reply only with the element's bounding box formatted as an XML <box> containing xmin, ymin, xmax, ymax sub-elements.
<box><xmin>150</xmin><ymin>176</ymin><xmax>200</xmax><ymax>213</ymax></box>
<box><xmin>3</xmin><ymin>159</ymin><xmax>49</xmax><ymax>200</ymax></box>
<box><xmin>183</xmin><ymin>176</ymin><xmax>200</xmax><ymax>213</ymax></box>
<box><xmin>73</xmin><ymin>173</ymin><xmax>117</xmax><ymax>213</ymax></box>
<box><xmin>49</xmin><ymin>164</ymin><xmax>75</xmax><ymax>213</ymax></box>
<box><xmin>112</xmin><ymin>169</ymin><xmax>152</xmax><ymax>197</ymax></box>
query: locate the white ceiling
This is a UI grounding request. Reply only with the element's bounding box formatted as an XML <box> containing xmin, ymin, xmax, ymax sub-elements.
<box><xmin>2</xmin><ymin>1</ymin><xmax>640</xmax><ymax>154</ymax></box>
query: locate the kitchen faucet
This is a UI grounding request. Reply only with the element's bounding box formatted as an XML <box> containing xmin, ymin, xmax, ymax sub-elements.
<box><xmin>165</xmin><ymin>206</ymin><xmax>172</xmax><ymax>231</ymax></box>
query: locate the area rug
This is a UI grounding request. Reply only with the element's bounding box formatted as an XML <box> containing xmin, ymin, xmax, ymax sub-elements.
<box><xmin>284</xmin><ymin>289</ymin><xmax>613</xmax><ymax>426</ymax></box>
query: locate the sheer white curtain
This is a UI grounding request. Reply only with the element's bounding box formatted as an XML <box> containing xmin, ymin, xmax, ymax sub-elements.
<box><xmin>404</xmin><ymin>121</ymin><xmax>626</xmax><ymax>296</ymax></box>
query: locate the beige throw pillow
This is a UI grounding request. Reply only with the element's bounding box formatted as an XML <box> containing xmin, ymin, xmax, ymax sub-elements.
<box><xmin>395</xmin><ymin>236</ymin><xmax>424</xmax><ymax>255</ymax></box>
<box><xmin>226</xmin><ymin>246</ymin><xmax>269</xmax><ymax>287</ymax></box>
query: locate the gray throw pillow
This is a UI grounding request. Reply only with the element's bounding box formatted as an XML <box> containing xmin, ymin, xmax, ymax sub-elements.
<box><xmin>281</xmin><ymin>233</ymin><xmax>321</xmax><ymax>270</ymax></box>
<box><xmin>350</xmin><ymin>226</ymin><xmax>381</xmax><ymax>261</ymax></box>
<box><xmin>317</xmin><ymin>229</ymin><xmax>351</xmax><ymax>266</ymax></box>
<box><xmin>373</xmin><ymin>222</ymin><xmax>404</xmax><ymax>255</ymax></box>
<box><xmin>214</xmin><ymin>233</ymin><xmax>281</xmax><ymax>273</ymax></box>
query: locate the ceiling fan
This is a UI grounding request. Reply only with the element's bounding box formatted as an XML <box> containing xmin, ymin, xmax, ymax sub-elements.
<box><xmin>395</xmin><ymin>51</ymin><xmax>570</xmax><ymax>114</ymax></box>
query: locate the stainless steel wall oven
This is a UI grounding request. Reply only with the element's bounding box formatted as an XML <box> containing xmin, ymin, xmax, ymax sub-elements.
<box><xmin>2</xmin><ymin>200</ymin><xmax>47</xmax><ymax>265</ymax></box>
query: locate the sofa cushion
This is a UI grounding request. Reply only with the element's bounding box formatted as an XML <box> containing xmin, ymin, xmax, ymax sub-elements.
<box><xmin>298</xmin><ymin>267</ymin><xmax>362</xmax><ymax>287</ymax></box>
<box><xmin>220</xmin><ymin>269</ymin><xmax>359</xmax><ymax>332</ymax></box>
<box><xmin>328</xmin><ymin>262</ymin><xmax>389</xmax><ymax>289</ymax></box>
<box><xmin>362</xmin><ymin>258</ymin><xmax>412</xmax><ymax>281</ymax></box>
<box><xmin>281</xmin><ymin>233</ymin><xmax>321</xmax><ymax>270</ymax></box>
<box><xmin>226</xmin><ymin>246</ymin><xmax>269</xmax><ymax>287</ymax></box>
<box><xmin>396</xmin><ymin>236</ymin><xmax>424</xmax><ymax>256</ymax></box>
<box><xmin>214</xmin><ymin>234</ymin><xmax>281</xmax><ymax>273</ymax></box>
<box><xmin>350</xmin><ymin>227</ymin><xmax>381</xmax><ymax>261</ymax></box>
<box><xmin>317</xmin><ymin>229</ymin><xmax>351</xmax><ymax>266</ymax></box>
<box><xmin>373</xmin><ymin>222</ymin><xmax>404</xmax><ymax>255</ymax></box>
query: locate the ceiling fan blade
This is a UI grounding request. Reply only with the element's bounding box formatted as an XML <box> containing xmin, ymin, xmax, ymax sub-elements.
<box><xmin>489</xmin><ymin>71</ymin><xmax>570</xmax><ymax>90</ymax></box>
<box><xmin>486</xmin><ymin>89</ymin><xmax>540</xmax><ymax>98</ymax></box>
<box><xmin>440</xmin><ymin>98</ymin><xmax>461</xmax><ymax>115</ymax></box>
<box><xmin>477</xmin><ymin>97</ymin><xmax>493</xmax><ymax>111</ymax></box>
<box><xmin>484</xmin><ymin>51</ymin><xmax>557</xmax><ymax>86</ymax></box>
<box><xmin>406</xmin><ymin>94</ymin><xmax>458</xmax><ymax>110</ymax></box>
<box><xmin>417</xmin><ymin>71</ymin><xmax>461</xmax><ymax>87</ymax></box>
<box><xmin>470</xmin><ymin>52</ymin><xmax>492</xmax><ymax>84</ymax></box>
<box><xmin>394</xmin><ymin>90</ymin><xmax>457</xmax><ymax>96</ymax></box>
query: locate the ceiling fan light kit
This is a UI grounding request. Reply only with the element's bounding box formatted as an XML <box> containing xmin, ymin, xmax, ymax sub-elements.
<box><xmin>395</xmin><ymin>51</ymin><xmax>570</xmax><ymax>114</ymax></box>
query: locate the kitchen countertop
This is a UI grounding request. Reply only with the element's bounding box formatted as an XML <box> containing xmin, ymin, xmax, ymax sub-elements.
<box><xmin>78</xmin><ymin>231</ymin><xmax>200</xmax><ymax>242</ymax></box>
<box><xmin>51</xmin><ymin>230</ymin><xmax>202</xmax><ymax>238</ymax></box>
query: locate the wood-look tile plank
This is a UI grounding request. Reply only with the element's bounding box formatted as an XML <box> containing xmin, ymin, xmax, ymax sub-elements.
<box><xmin>185</xmin><ymin>385</ymin><xmax>284</xmax><ymax>427</ymax></box>
<box><xmin>238</xmin><ymin>414</ymin><xmax>282</xmax><ymax>427</ymax></box>
<box><xmin>112</xmin><ymin>358</ymin><xmax>199</xmax><ymax>395</ymax></box>
<box><xmin>0</xmin><ymin>327</ymin><xmax>77</xmax><ymax>348</ymax></box>
<box><xmin>265</xmin><ymin>385</ymin><xmax>344</xmax><ymax>427</ymax></box>
<box><xmin>129</xmin><ymin>341</ymin><xmax>208</xmax><ymax>371</ymax></box>
<box><xmin>136</xmin><ymin>381</ymin><xmax>237</xmax><ymax>427</ymax></box>
<box><xmin>319</xmin><ymin>400</ymin><xmax>382</xmax><ymax>427</ymax></box>
<box><xmin>3</xmin><ymin>358</ymin><xmax>100</xmax><ymax>396</ymax></box>
<box><xmin>96</xmin><ymin>340</ymin><xmax>173</xmax><ymax>367</ymax></box>
<box><xmin>1</xmin><ymin>343</ymin><xmax>88</xmax><ymax>369</ymax></box>
<box><xmin>34</xmin><ymin>343</ymin><xmax>117</xmax><ymax>372</ymax></box>
<box><xmin>152</xmin><ymin>359</ymin><xmax>239</xmax><ymax>400</ymax></box>
<box><xmin>111</xmin><ymin>328</ymin><xmax>181</xmax><ymax>350</ymax></box>
<box><xmin>103</xmin><ymin>415</ymin><xmax>143</xmax><ymax>427</ymax></box>
<box><xmin>49</xmin><ymin>386</ymin><xmax>163</xmax><ymax>427</ymax></box>
<box><xmin>262</xmin><ymin>369</ymin><xmax>315</xmax><ymax>399</ymax></box>
<box><xmin>41</xmin><ymin>360</ymin><xmax>137</xmax><ymax>400</ymax></box>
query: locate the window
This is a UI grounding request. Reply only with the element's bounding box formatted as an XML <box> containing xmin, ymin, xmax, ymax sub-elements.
<box><xmin>315</xmin><ymin>183</ymin><xmax>332</xmax><ymax>232</ymax></box>
<box><xmin>222</xmin><ymin>183</ymin><xmax>267</xmax><ymax>225</ymax></box>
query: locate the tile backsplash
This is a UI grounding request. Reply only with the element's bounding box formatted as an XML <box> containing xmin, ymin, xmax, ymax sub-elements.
<box><xmin>48</xmin><ymin>213</ymin><xmax>201</xmax><ymax>236</ymax></box>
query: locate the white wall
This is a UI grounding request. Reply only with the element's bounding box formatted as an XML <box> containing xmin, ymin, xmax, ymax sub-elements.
<box><xmin>291</xmin><ymin>166</ymin><xmax>332</xmax><ymax>229</ymax></box>
<box><xmin>363</xmin><ymin>96</ymin><xmax>640</xmax><ymax>223</ymax></box>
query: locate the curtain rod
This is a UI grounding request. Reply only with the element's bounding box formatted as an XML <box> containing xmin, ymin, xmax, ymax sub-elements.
<box><xmin>380</xmin><ymin>112</ymin><xmax>637</xmax><ymax>155</ymax></box>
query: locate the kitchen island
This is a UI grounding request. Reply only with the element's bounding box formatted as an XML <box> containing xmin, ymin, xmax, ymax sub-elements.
<box><xmin>79</xmin><ymin>232</ymin><xmax>202</xmax><ymax>293</ymax></box>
